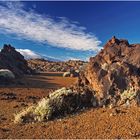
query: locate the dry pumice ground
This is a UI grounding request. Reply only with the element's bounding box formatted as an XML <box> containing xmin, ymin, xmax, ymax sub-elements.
<box><xmin>0</xmin><ymin>72</ymin><xmax>140</xmax><ymax>139</ymax></box>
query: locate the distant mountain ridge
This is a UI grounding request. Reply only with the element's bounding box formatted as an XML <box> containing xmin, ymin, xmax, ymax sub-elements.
<box><xmin>27</xmin><ymin>58</ymin><xmax>87</xmax><ymax>72</ymax></box>
<box><xmin>40</xmin><ymin>55</ymin><xmax>62</xmax><ymax>62</ymax></box>
<box><xmin>16</xmin><ymin>49</ymin><xmax>61</xmax><ymax>62</ymax></box>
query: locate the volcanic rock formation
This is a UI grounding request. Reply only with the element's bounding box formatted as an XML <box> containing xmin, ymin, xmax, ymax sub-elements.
<box><xmin>78</xmin><ymin>36</ymin><xmax>140</xmax><ymax>106</ymax></box>
<box><xmin>0</xmin><ymin>44</ymin><xmax>32</xmax><ymax>77</ymax></box>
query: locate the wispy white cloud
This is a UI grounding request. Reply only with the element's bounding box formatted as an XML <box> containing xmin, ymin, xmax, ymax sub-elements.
<box><xmin>65</xmin><ymin>57</ymin><xmax>81</xmax><ymax>61</ymax></box>
<box><xmin>0</xmin><ymin>2</ymin><xmax>101</xmax><ymax>51</ymax></box>
<box><xmin>16</xmin><ymin>49</ymin><xmax>41</xmax><ymax>59</ymax></box>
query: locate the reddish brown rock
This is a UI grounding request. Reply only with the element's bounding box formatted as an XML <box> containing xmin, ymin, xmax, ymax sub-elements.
<box><xmin>78</xmin><ymin>36</ymin><xmax>140</xmax><ymax>105</ymax></box>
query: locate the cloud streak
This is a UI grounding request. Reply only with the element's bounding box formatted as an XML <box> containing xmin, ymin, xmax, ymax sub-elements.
<box><xmin>16</xmin><ymin>49</ymin><xmax>41</xmax><ymax>59</ymax></box>
<box><xmin>0</xmin><ymin>2</ymin><xmax>101</xmax><ymax>51</ymax></box>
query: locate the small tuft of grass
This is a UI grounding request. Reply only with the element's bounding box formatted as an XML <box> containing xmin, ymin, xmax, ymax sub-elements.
<box><xmin>120</xmin><ymin>86</ymin><xmax>139</xmax><ymax>104</ymax></box>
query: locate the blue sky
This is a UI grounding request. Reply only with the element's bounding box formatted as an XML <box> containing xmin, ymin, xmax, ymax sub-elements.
<box><xmin>0</xmin><ymin>1</ymin><xmax>140</xmax><ymax>60</ymax></box>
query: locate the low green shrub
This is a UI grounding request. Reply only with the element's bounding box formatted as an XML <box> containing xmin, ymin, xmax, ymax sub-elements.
<box><xmin>121</xmin><ymin>86</ymin><xmax>139</xmax><ymax>103</ymax></box>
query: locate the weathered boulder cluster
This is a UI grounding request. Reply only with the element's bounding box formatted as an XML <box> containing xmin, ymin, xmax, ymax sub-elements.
<box><xmin>27</xmin><ymin>59</ymin><xmax>87</xmax><ymax>73</ymax></box>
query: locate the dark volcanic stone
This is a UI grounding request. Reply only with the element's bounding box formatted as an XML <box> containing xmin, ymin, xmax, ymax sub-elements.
<box><xmin>0</xmin><ymin>44</ymin><xmax>32</xmax><ymax>77</ymax></box>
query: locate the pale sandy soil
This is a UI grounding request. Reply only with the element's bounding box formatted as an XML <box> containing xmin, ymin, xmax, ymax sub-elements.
<box><xmin>0</xmin><ymin>72</ymin><xmax>140</xmax><ymax>139</ymax></box>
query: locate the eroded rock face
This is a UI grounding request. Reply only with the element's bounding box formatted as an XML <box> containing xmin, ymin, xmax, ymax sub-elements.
<box><xmin>0</xmin><ymin>44</ymin><xmax>32</xmax><ymax>77</ymax></box>
<box><xmin>79</xmin><ymin>36</ymin><xmax>140</xmax><ymax>105</ymax></box>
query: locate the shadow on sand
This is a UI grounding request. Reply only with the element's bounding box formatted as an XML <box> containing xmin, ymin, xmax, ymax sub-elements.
<box><xmin>0</xmin><ymin>72</ymin><xmax>65</xmax><ymax>89</ymax></box>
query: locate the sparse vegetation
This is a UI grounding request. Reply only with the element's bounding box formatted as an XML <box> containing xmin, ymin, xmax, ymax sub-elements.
<box><xmin>14</xmin><ymin>87</ymin><xmax>96</xmax><ymax>123</ymax></box>
<box><xmin>120</xmin><ymin>86</ymin><xmax>139</xmax><ymax>104</ymax></box>
<box><xmin>101</xmin><ymin>63</ymin><xmax>109</xmax><ymax>71</ymax></box>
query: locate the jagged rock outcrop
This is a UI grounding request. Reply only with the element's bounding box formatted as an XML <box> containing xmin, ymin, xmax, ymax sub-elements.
<box><xmin>78</xmin><ymin>36</ymin><xmax>140</xmax><ymax>106</ymax></box>
<box><xmin>0</xmin><ymin>44</ymin><xmax>32</xmax><ymax>77</ymax></box>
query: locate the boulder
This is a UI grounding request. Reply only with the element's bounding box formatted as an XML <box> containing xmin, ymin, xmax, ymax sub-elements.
<box><xmin>0</xmin><ymin>69</ymin><xmax>15</xmax><ymax>79</ymax></box>
<box><xmin>63</xmin><ymin>70</ymin><xmax>79</xmax><ymax>77</ymax></box>
<box><xmin>0</xmin><ymin>44</ymin><xmax>32</xmax><ymax>77</ymax></box>
<box><xmin>78</xmin><ymin>36</ymin><xmax>140</xmax><ymax>106</ymax></box>
<box><xmin>63</xmin><ymin>72</ymin><xmax>71</xmax><ymax>77</ymax></box>
<box><xmin>0</xmin><ymin>69</ymin><xmax>15</xmax><ymax>84</ymax></box>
